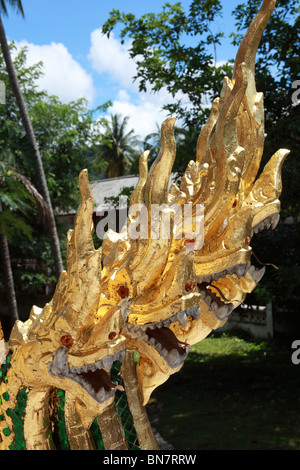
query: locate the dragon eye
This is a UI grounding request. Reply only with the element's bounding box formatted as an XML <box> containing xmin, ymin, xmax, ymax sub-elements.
<box><xmin>117</xmin><ymin>285</ymin><xmax>129</xmax><ymax>298</ymax></box>
<box><xmin>108</xmin><ymin>331</ymin><xmax>117</xmax><ymax>340</ymax></box>
<box><xmin>60</xmin><ymin>334</ymin><xmax>74</xmax><ymax>347</ymax></box>
<box><xmin>184</xmin><ymin>239</ymin><xmax>195</xmax><ymax>246</ymax></box>
<box><xmin>185</xmin><ymin>281</ymin><xmax>194</xmax><ymax>292</ymax></box>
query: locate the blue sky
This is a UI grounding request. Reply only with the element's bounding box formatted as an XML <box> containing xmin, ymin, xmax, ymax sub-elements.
<box><xmin>2</xmin><ymin>0</ymin><xmax>245</xmax><ymax>138</ymax></box>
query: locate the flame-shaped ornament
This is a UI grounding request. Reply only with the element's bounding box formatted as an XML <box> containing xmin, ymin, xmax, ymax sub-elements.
<box><xmin>0</xmin><ymin>0</ymin><xmax>289</xmax><ymax>450</ymax></box>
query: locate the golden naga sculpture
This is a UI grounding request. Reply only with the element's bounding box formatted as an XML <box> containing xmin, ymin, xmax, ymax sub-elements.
<box><xmin>0</xmin><ymin>0</ymin><xmax>289</xmax><ymax>451</ymax></box>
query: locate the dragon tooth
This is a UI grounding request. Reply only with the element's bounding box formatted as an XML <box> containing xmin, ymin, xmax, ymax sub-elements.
<box><xmin>117</xmin><ymin>349</ymin><xmax>125</xmax><ymax>363</ymax></box>
<box><xmin>177</xmin><ymin>310</ymin><xmax>187</xmax><ymax>327</ymax></box>
<box><xmin>227</xmin><ymin>266</ymin><xmax>235</xmax><ymax>275</ymax></box>
<box><xmin>271</xmin><ymin>212</ymin><xmax>280</xmax><ymax>229</ymax></box>
<box><xmin>245</xmin><ymin>261</ymin><xmax>251</xmax><ymax>273</ymax></box>
<box><xmin>167</xmin><ymin>349</ymin><xmax>180</xmax><ymax>367</ymax></box>
<box><xmin>249</xmin><ymin>266</ymin><xmax>266</xmax><ymax>283</ymax></box>
<box><xmin>102</xmin><ymin>356</ymin><xmax>114</xmax><ymax>371</ymax></box>
<box><xmin>212</xmin><ymin>270</ymin><xmax>226</xmax><ymax>281</ymax></box>
<box><xmin>195</xmin><ymin>306</ymin><xmax>201</xmax><ymax>319</ymax></box>
<box><xmin>264</xmin><ymin>217</ymin><xmax>271</xmax><ymax>229</ymax></box>
<box><xmin>253</xmin><ymin>221</ymin><xmax>264</xmax><ymax>233</ymax></box>
<box><xmin>163</xmin><ymin>318</ymin><xmax>172</xmax><ymax>327</ymax></box>
<box><xmin>125</xmin><ymin>323</ymin><xmax>133</xmax><ymax>331</ymax></box>
<box><xmin>217</xmin><ymin>305</ymin><xmax>230</xmax><ymax>320</ymax></box>
<box><xmin>160</xmin><ymin>347</ymin><xmax>168</xmax><ymax>359</ymax></box>
<box><xmin>187</xmin><ymin>305</ymin><xmax>200</xmax><ymax>320</ymax></box>
<box><xmin>85</xmin><ymin>383</ymin><xmax>94</xmax><ymax>395</ymax></box>
<box><xmin>50</xmin><ymin>347</ymin><xmax>68</xmax><ymax>375</ymax></box>
<box><xmin>141</xmin><ymin>331</ymin><xmax>149</xmax><ymax>341</ymax></box>
<box><xmin>211</xmin><ymin>301</ymin><xmax>218</xmax><ymax>312</ymax></box>
<box><xmin>248</xmin><ymin>265</ymin><xmax>256</xmax><ymax>274</ymax></box>
<box><xmin>235</xmin><ymin>264</ymin><xmax>246</xmax><ymax>278</ymax></box>
<box><xmin>94</xmin><ymin>359</ymin><xmax>103</xmax><ymax>371</ymax></box>
<box><xmin>199</xmin><ymin>274</ymin><xmax>212</xmax><ymax>283</ymax></box>
<box><xmin>96</xmin><ymin>388</ymin><xmax>107</xmax><ymax>404</ymax></box>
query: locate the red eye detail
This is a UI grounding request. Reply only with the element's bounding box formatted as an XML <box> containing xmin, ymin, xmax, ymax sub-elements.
<box><xmin>108</xmin><ymin>331</ymin><xmax>117</xmax><ymax>340</ymax></box>
<box><xmin>117</xmin><ymin>285</ymin><xmax>129</xmax><ymax>298</ymax></box>
<box><xmin>245</xmin><ymin>236</ymin><xmax>250</xmax><ymax>246</ymax></box>
<box><xmin>185</xmin><ymin>239</ymin><xmax>195</xmax><ymax>246</ymax></box>
<box><xmin>60</xmin><ymin>335</ymin><xmax>73</xmax><ymax>347</ymax></box>
<box><xmin>185</xmin><ymin>281</ymin><xmax>194</xmax><ymax>292</ymax></box>
<box><xmin>232</xmin><ymin>199</ymin><xmax>238</xmax><ymax>208</ymax></box>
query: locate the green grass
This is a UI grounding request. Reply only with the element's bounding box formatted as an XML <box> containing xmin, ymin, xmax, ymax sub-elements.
<box><xmin>149</xmin><ymin>331</ymin><xmax>300</xmax><ymax>450</ymax></box>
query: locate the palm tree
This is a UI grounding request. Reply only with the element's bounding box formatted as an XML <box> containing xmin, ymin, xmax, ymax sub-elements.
<box><xmin>94</xmin><ymin>114</ymin><xmax>140</xmax><ymax>178</ymax></box>
<box><xmin>0</xmin><ymin>166</ymin><xmax>52</xmax><ymax>331</ymax></box>
<box><xmin>0</xmin><ymin>0</ymin><xmax>63</xmax><ymax>278</ymax></box>
<box><xmin>0</xmin><ymin>200</ymin><xmax>18</xmax><ymax>326</ymax></box>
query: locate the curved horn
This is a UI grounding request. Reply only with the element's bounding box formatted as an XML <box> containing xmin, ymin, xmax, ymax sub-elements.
<box><xmin>129</xmin><ymin>150</ymin><xmax>149</xmax><ymax>207</ymax></box>
<box><xmin>233</xmin><ymin>0</ymin><xmax>276</xmax><ymax>101</ymax></box>
<box><xmin>145</xmin><ymin>117</ymin><xmax>177</xmax><ymax>206</ymax></box>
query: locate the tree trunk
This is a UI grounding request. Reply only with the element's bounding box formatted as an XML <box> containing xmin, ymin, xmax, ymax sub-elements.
<box><xmin>0</xmin><ymin>202</ymin><xmax>19</xmax><ymax>327</ymax></box>
<box><xmin>0</xmin><ymin>15</ymin><xmax>63</xmax><ymax>278</ymax></box>
<box><xmin>121</xmin><ymin>349</ymin><xmax>160</xmax><ymax>450</ymax></box>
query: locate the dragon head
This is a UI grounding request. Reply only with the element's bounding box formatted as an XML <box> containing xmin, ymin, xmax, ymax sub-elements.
<box><xmin>99</xmin><ymin>0</ymin><xmax>288</xmax><ymax>404</ymax></box>
<box><xmin>8</xmin><ymin>170</ymin><xmax>127</xmax><ymax>424</ymax></box>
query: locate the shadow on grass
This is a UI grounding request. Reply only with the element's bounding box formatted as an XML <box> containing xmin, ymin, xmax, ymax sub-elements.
<box><xmin>147</xmin><ymin>333</ymin><xmax>300</xmax><ymax>450</ymax></box>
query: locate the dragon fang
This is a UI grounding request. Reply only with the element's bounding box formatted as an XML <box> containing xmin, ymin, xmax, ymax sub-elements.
<box><xmin>0</xmin><ymin>0</ymin><xmax>289</xmax><ymax>451</ymax></box>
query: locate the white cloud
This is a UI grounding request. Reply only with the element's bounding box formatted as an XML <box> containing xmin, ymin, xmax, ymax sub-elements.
<box><xmin>88</xmin><ymin>28</ymin><xmax>138</xmax><ymax>90</ymax></box>
<box><xmin>88</xmin><ymin>29</ymin><xmax>192</xmax><ymax>139</ymax></box>
<box><xmin>14</xmin><ymin>40</ymin><xmax>95</xmax><ymax>104</ymax></box>
<box><xmin>108</xmin><ymin>90</ymin><xmax>170</xmax><ymax>140</ymax></box>
<box><xmin>108</xmin><ymin>85</ymin><xmax>192</xmax><ymax>141</ymax></box>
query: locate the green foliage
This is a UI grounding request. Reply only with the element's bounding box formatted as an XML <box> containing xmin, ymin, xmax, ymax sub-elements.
<box><xmin>0</xmin><ymin>44</ymin><xmax>109</xmax><ymax>293</ymax></box>
<box><xmin>0</xmin><ymin>162</ymin><xmax>35</xmax><ymax>242</ymax></box>
<box><xmin>153</xmin><ymin>333</ymin><xmax>300</xmax><ymax>450</ymax></box>
<box><xmin>102</xmin><ymin>1</ymin><xmax>233</xmax><ymax>129</ymax></box>
<box><xmin>104</xmin><ymin>185</ymin><xmax>134</xmax><ymax>209</ymax></box>
<box><xmin>29</xmin><ymin>95</ymin><xmax>108</xmax><ymax>211</ymax></box>
<box><xmin>93</xmin><ymin>113</ymin><xmax>140</xmax><ymax>178</ymax></box>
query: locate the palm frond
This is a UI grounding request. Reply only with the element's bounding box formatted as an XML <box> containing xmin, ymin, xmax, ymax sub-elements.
<box><xmin>0</xmin><ymin>0</ymin><xmax>24</xmax><ymax>17</ymax></box>
<box><xmin>10</xmin><ymin>169</ymin><xmax>52</xmax><ymax>230</ymax></box>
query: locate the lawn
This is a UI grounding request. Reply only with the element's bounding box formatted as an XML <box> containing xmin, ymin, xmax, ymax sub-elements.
<box><xmin>147</xmin><ymin>331</ymin><xmax>300</xmax><ymax>450</ymax></box>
